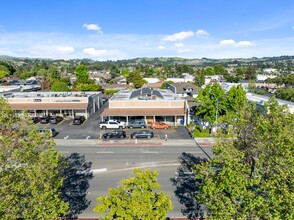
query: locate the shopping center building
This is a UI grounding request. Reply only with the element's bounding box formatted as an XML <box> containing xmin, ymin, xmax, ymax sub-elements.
<box><xmin>100</xmin><ymin>88</ymin><xmax>188</xmax><ymax>126</ymax></box>
<box><xmin>2</xmin><ymin>91</ymin><xmax>102</xmax><ymax>119</ymax></box>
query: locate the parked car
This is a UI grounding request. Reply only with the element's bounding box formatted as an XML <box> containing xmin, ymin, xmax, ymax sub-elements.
<box><xmin>38</xmin><ymin>128</ymin><xmax>58</xmax><ymax>137</ymax></box>
<box><xmin>103</xmin><ymin>130</ymin><xmax>126</xmax><ymax>139</ymax></box>
<box><xmin>31</xmin><ymin>117</ymin><xmax>40</xmax><ymax>124</ymax></box>
<box><xmin>73</xmin><ymin>116</ymin><xmax>85</xmax><ymax>125</ymax></box>
<box><xmin>50</xmin><ymin>116</ymin><xmax>63</xmax><ymax>124</ymax></box>
<box><xmin>40</xmin><ymin>115</ymin><xmax>50</xmax><ymax>124</ymax></box>
<box><xmin>130</xmin><ymin>130</ymin><xmax>154</xmax><ymax>139</ymax></box>
<box><xmin>127</xmin><ymin>120</ymin><xmax>146</xmax><ymax>129</ymax></box>
<box><xmin>150</xmin><ymin>122</ymin><xmax>169</xmax><ymax>129</ymax></box>
<box><xmin>99</xmin><ymin>120</ymin><xmax>126</xmax><ymax>129</ymax></box>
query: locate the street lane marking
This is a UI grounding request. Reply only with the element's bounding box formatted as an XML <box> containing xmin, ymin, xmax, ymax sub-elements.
<box><xmin>64</xmin><ymin>135</ymin><xmax>69</xmax><ymax>139</ymax></box>
<box><xmin>92</xmin><ymin>168</ymin><xmax>107</xmax><ymax>173</ymax></box>
<box><xmin>96</xmin><ymin>151</ymin><xmax>114</xmax><ymax>153</ymax></box>
<box><xmin>186</xmin><ymin>151</ymin><xmax>203</xmax><ymax>154</ymax></box>
<box><xmin>142</xmin><ymin>151</ymin><xmax>158</xmax><ymax>154</ymax></box>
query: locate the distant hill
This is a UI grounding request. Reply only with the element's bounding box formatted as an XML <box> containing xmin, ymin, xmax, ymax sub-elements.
<box><xmin>0</xmin><ymin>55</ymin><xmax>294</xmax><ymax>68</ymax></box>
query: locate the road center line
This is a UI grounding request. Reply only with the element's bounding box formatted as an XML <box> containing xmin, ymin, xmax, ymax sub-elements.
<box><xmin>142</xmin><ymin>151</ymin><xmax>158</xmax><ymax>154</ymax></box>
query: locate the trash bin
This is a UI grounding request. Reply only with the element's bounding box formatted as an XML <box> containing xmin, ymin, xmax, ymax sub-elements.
<box><xmin>180</xmin><ymin>119</ymin><xmax>184</xmax><ymax>125</ymax></box>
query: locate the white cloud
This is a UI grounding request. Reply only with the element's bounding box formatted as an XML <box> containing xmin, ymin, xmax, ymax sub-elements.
<box><xmin>163</xmin><ymin>31</ymin><xmax>194</xmax><ymax>41</ymax></box>
<box><xmin>174</xmin><ymin>42</ymin><xmax>184</xmax><ymax>47</ymax></box>
<box><xmin>177</xmin><ymin>49</ymin><xmax>191</xmax><ymax>54</ymax></box>
<box><xmin>83</xmin><ymin>48</ymin><xmax>108</xmax><ymax>56</ymax></box>
<box><xmin>195</xmin><ymin>29</ymin><xmax>209</xmax><ymax>37</ymax></box>
<box><xmin>157</xmin><ymin>45</ymin><xmax>165</xmax><ymax>49</ymax></box>
<box><xmin>219</xmin><ymin>39</ymin><xmax>236</xmax><ymax>46</ymax></box>
<box><xmin>219</xmin><ymin>39</ymin><xmax>254</xmax><ymax>47</ymax></box>
<box><xmin>30</xmin><ymin>45</ymin><xmax>75</xmax><ymax>55</ymax></box>
<box><xmin>292</xmin><ymin>26</ymin><xmax>294</xmax><ymax>29</ymax></box>
<box><xmin>235</xmin><ymin>41</ymin><xmax>254</xmax><ymax>47</ymax></box>
<box><xmin>83</xmin><ymin>24</ymin><xmax>103</xmax><ymax>34</ymax></box>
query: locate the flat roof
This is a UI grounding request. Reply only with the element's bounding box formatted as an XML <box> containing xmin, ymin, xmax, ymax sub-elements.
<box><xmin>3</xmin><ymin>91</ymin><xmax>101</xmax><ymax>98</ymax></box>
<box><xmin>111</xmin><ymin>89</ymin><xmax>182</xmax><ymax>101</ymax></box>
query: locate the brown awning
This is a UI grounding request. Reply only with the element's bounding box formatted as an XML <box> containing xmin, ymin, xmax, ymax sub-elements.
<box><xmin>9</xmin><ymin>102</ymin><xmax>88</xmax><ymax>110</ymax></box>
<box><xmin>100</xmin><ymin>108</ymin><xmax>185</xmax><ymax>116</ymax></box>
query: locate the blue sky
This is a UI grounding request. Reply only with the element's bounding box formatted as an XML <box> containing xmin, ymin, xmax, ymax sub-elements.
<box><xmin>0</xmin><ymin>0</ymin><xmax>293</xmax><ymax>60</ymax></box>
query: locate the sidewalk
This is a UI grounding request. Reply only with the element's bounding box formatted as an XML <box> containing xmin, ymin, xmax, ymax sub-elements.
<box><xmin>54</xmin><ymin>138</ymin><xmax>198</xmax><ymax>147</ymax></box>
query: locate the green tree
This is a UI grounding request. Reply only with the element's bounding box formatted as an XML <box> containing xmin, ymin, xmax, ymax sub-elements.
<box><xmin>204</xmin><ymin>66</ymin><xmax>215</xmax><ymax>75</ymax></box>
<box><xmin>194</xmin><ymin>97</ymin><xmax>294</xmax><ymax>219</ymax></box>
<box><xmin>196</xmin><ymin>83</ymin><xmax>226</xmax><ymax>125</ymax></box>
<box><xmin>75</xmin><ymin>64</ymin><xmax>89</xmax><ymax>83</ymax></box>
<box><xmin>245</xmin><ymin>65</ymin><xmax>256</xmax><ymax>80</ymax></box>
<box><xmin>128</xmin><ymin>71</ymin><xmax>146</xmax><ymax>88</ymax></box>
<box><xmin>213</xmin><ymin>64</ymin><xmax>227</xmax><ymax>75</ymax></box>
<box><xmin>0</xmin><ymin>98</ymin><xmax>68</xmax><ymax>219</ymax></box>
<box><xmin>51</xmin><ymin>81</ymin><xmax>70</xmax><ymax>92</ymax></box>
<box><xmin>94</xmin><ymin>169</ymin><xmax>173</xmax><ymax>220</ymax></box>
<box><xmin>48</xmin><ymin>65</ymin><xmax>60</xmax><ymax>79</ymax></box>
<box><xmin>0</xmin><ymin>65</ymin><xmax>9</xmax><ymax>79</ymax></box>
<box><xmin>194</xmin><ymin>68</ymin><xmax>205</xmax><ymax>87</ymax></box>
<box><xmin>74</xmin><ymin>83</ymin><xmax>102</xmax><ymax>91</ymax></box>
<box><xmin>225</xmin><ymin>85</ymin><xmax>248</xmax><ymax>114</ymax></box>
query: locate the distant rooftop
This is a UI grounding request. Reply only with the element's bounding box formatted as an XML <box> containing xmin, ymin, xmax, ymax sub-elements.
<box><xmin>2</xmin><ymin>91</ymin><xmax>101</xmax><ymax>98</ymax></box>
<box><xmin>111</xmin><ymin>88</ymin><xmax>182</xmax><ymax>101</ymax></box>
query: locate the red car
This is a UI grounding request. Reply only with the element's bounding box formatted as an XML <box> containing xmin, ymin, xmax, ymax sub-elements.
<box><xmin>150</xmin><ymin>122</ymin><xmax>169</xmax><ymax>129</ymax></box>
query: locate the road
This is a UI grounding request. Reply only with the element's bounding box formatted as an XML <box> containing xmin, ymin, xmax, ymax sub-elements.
<box><xmin>55</xmin><ymin>140</ymin><xmax>214</xmax><ymax>218</ymax></box>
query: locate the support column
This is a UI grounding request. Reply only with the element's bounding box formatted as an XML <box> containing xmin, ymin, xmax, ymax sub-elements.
<box><xmin>34</xmin><ymin>110</ymin><xmax>36</xmax><ymax>117</ymax></box>
<box><xmin>45</xmin><ymin>109</ymin><xmax>48</xmax><ymax>115</ymax></box>
<box><xmin>153</xmin><ymin>116</ymin><xmax>155</xmax><ymax>122</ymax></box>
<box><xmin>144</xmin><ymin>116</ymin><xmax>147</xmax><ymax>124</ymax></box>
<box><xmin>72</xmin><ymin>109</ymin><xmax>74</xmax><ymax>118</ymax></box>
<box><xmin>126</xmin><ymin>116</ymin><xmax>129</xmax><ymax>125</ymax></box>
<box><xmin>184</xmin><ymin>114</ymin><xmax>187</xmax><ymax>126</ymax></box>
<box><xmin>175</xmin><ymin>115</ymin><xmax>177</xmax><ymax>126</ymax></box>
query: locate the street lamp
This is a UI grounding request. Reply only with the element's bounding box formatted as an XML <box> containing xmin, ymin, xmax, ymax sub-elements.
<box><xmin>209</xmin><ymin>88</ymin><xmax>218</xmax><ymax>133</ymax></box>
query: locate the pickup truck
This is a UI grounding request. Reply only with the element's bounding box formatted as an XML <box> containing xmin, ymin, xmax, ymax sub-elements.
<box><xmin>99</xmin><ymin>120</ymin><xmax>126</xmax><ymax>129</ymax></box>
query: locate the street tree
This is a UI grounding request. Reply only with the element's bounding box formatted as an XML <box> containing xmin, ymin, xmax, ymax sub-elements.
<box><xmin>194</xmin><ymin>97</ymin><xmax>294</xmax><ymax>219</ymax></box>
<box><xmin>94</xmin><ymin>169</ymin><xmax>173</xmax><ymax>219</ymax></box>
<box><xmin>0</xmin><ymin>98</ymin><xmax>68</xmax><ymax>219</ymax></box>
<box><xmin>225</xmin><ymin>85</ymin><xmax>248</xmax><ymax>118</ymax></box>
<box><xmin>196</xmin><ymin>83</ymin><xmax>226</xmax><ymax>125</ymax></box>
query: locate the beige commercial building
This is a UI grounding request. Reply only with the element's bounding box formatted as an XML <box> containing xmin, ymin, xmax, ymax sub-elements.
<box><xmin>101</xmin><ymin>88</ymin><xmax>188</xmax><ymax>125</ymax></box>
<box><xmin>2</xmin><ymin>91</ymin><xmax>102</xmax><ymax>119</ymax></box>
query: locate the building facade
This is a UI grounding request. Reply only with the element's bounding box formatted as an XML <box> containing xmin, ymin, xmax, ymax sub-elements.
<box><xmin>100</xmin><ymin>88</ymin><xmax>188</xmax><ymax>126</ymax></box>
<box><xmin>2</xmin><ymin>91</ymin><xmax>102</xmax><ymax>119</ymax></box>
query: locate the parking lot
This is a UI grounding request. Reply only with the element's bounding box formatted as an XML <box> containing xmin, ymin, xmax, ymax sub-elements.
<box><xmin>36</xmin><ymin>111</ymin><xmax>191</xmax><ymax>140</ymax></box>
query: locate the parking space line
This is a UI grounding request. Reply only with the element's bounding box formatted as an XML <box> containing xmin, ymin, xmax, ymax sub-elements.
<box><xmin>96</xmin><ymin>151</ymin><xmax>114</xmax><ymax>154</ymax></box>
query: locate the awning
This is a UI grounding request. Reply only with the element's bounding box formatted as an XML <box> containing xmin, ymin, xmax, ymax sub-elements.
<box><xmin>8</xmin><ymin>102</ymin><xmax>88</xmax><ymax>110</ymax></box>
<box><xmin>100</xmin><ymin>108</ymin><xmax>185</xmax><ymax>116</ymax></box>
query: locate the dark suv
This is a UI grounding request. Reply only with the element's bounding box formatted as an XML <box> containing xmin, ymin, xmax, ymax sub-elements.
<box><xmin>40</xmin><ymin>115</ymin><xmax>50</xmax><ymax>124</ymax></box>
<box><xmin>50</xmin><ymin>116</ymin><xmax>63</xmax><ymax>124</ymax></box>
<box><xmin>31</xmin><ymin>117</ymin><xmax>40</xmax><ymax>124</ymax></box>
<box><xmin>127</xmin><ymin>121</ymin><xmax>146</xmax><ymax>129</ymax></box>
<box><xmin>103</xmin><ymin>130</ymin><xmax>126</xmax><ymax>139</ymax></box>
<box><xmin>73</xmin><ymin>116</ymin><xmax>85</xmax><ymax>125</ymax></box>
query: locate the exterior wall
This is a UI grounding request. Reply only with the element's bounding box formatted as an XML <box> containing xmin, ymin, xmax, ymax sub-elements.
<box><xmin>109</xmin><ymin>100</ymin><xmax>185</xmax><ymax>109</ymax></box>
